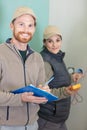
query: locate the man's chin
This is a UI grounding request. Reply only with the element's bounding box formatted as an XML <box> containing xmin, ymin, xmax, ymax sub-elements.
<box><xmin>20</xmin><ymin>38</ymin><xmax>32</xmax><ymax>43</ymax></box>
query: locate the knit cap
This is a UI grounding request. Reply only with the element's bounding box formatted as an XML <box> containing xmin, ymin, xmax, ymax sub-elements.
<box><xmin>43</xmin><ymin>25</ymin><xmax>62</xmax><ymax>39</ymax></box>
<box><xmin>12</xmin><ymin>6</ymin><xmax>36</xmax><ymax>21</ymax></box>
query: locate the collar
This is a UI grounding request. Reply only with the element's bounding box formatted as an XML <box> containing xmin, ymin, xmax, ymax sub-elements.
<box><xmin>6</xmin><ymin>38</ymin><xmax>34</xmax><ymax>55</ymax></box>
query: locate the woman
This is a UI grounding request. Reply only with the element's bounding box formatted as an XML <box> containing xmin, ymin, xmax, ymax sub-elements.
<box><xmin>38</xmin><ymin>25</ymin><xmax>82</xmax><ymax>130</ymax></box>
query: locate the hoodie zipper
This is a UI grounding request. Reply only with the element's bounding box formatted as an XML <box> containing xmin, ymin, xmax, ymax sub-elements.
<box><xmin>6</xmin><ymin>47</ymin><xmax>30</xmax><ymax>126</ymax></box>
<box><xmin>16</xmin><ymin>48</ymin><xmax>30</xmax><ymax>126</ymax></box>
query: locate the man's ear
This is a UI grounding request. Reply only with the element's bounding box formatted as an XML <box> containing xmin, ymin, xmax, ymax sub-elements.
<box><xmin>10</xmin><ymin>22</ymin><xmax>14</xmax><ymax>31</ymax></box>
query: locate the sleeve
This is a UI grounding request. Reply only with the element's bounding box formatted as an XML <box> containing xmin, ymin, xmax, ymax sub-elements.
<box><xmin>44</xmin><ymin>61</ymin><xmax>70</xmax><ymax>99</ymax></box>
<box><xmin>44</xmin><ymin>61</ymin><xmax>54</xmax><ymax>81</ymax></box>
<box><xmin>51</xmin><ymin>87</ymin><xmax>70</xmax><ymax>99</ymax></box>
<box><xmin>36</xmin><ymin>54</ymin><xmax>47</xmax><ymax>86</ymax></box>
<box><xmin>0</xmin><ymin>91</ymin><xmax>24</xmax><ymax>106</ymax></box>
<box><xmin>0</xmin><ymin>57</ymin><xmax>24</xmax><ymax>106</ymax></box>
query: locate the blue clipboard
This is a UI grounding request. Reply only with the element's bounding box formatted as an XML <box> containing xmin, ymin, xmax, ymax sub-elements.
<box><xmin>11</xmin><ymin>84</ymin><xmax>58</xmax><ymax>102</ymax></box>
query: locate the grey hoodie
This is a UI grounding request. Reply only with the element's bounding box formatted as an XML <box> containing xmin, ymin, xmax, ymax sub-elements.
<box><xmin>0</xmin><ymin>42</ymin><xmax>46</xmax><ymax>125</ymax></box>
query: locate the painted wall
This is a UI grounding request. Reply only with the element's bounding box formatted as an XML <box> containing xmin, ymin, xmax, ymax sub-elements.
<box><xmin>49</xmin><ymin>0</ymin><xmax>87</xmax><ymax>130</ymax></box>
<box><xmin>0</xmin><ymin>0</ymin><xmax>87</xmax><ymax>129</ymax></box>
<box><xmin>0</xmin><ymin>0</ymin><xmax>49</xmax><ymax>52</ymax></box>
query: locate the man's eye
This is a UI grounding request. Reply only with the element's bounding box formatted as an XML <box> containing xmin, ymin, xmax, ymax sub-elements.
<box><xmin>29</xmin><ymin>24</ymin><xmax>34</xmax><ymax>27</ymax></box>
<box><xmin>18</xmin><ymin>23</ymin><xmax>24</xmax><ymax>26</ymax></box>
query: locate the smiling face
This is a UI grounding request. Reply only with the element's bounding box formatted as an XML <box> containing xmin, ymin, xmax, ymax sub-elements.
<box><xmin>10</xmin><ymin>14</ymin><xmax>36</xmax><ymax>48</ymax></box>
<box><xmin>44</xmin><ymin>34</ymin><xmax>62</xmax><ymax>54</ymax></box>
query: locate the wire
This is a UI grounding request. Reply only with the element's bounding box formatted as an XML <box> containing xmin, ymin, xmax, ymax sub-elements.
<box><xmin>71</xmin><ymin>91</ymin><xmax>83</xmax><ymax>105</ymax></box>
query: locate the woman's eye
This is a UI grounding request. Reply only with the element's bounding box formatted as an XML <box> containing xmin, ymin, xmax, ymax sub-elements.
<box><xmin>56</xmin><ymin>39</ymin><xmax>61</xmax><ymax>42</ymax></box>
<box><xmin>48</xmin><ymin>41</ymin><xmax>52</xmax><ymax>43</ymax></box>
<box><xmin>47</xmin><ymin>39</ymin><xmax>52</xmax><ymax>43</ymax></box>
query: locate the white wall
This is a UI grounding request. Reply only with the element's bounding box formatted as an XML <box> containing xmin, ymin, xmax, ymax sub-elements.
<box><xmin>49</xmin><ymin>0</ymin><xmax>87</xmax><ymax>130</ymax></box>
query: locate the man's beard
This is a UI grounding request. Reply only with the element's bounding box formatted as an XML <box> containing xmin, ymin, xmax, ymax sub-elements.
<box><xmin>13</xmin><ymin>31</ymin><xmax>33</xmax><ymax>43</ymax></box>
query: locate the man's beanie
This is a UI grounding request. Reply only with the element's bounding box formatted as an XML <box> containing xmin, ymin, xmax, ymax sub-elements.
<box><xmin>43</xmin><ymin>25</ymin><xmax>62</xmax><ymax>39</ymax></box>
<box><xmin>12</xmin><ymin>6</ymin><xmax>36</xmax><ymax>21</ymax></box>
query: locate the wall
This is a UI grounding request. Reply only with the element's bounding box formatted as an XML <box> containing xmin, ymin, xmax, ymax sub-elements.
<box><xmin>0</xmin><ymin>1</ymin><xmax>87</xmax><ymax>129</ymax></box>
<box><xmin>0</xmin><ymin>0</ymin><xmax>49</xmax><ymax>52</ymax></box>
<box><xmin>49</xmin><ymin>0</ymin><xmax>87</xmax><ymax>130</ymax></box>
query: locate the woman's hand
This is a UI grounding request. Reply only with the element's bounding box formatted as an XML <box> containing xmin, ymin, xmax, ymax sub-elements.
<box><xmin>38</xmin><ymin>84</ymin><xmax>51</xmax><ymax>93</ymax></box>
<box><xmin>72</xmin><ymin>73</ymin><xmax>83</xmax><ymax>82</ymax></box>
<box><xmin>65</xmin><ymin>84</ymin><xmax>81</xmax><ymax>96</ymax></box>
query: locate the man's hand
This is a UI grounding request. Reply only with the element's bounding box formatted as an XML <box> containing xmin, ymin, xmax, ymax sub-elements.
<box><xmin>21</xmin><ymin>92</ymin><xmax>48</xmax><ymax>104</ymax></box>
